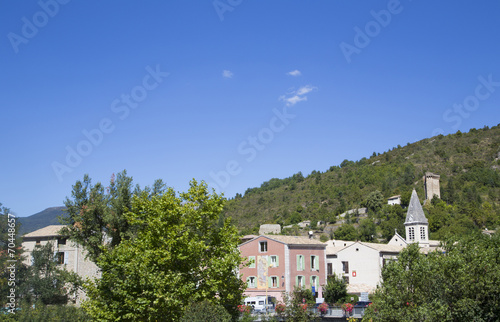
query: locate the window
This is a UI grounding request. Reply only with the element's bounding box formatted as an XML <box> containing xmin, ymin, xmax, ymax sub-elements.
<box><xmin>56</xmin><ymin>252</ymin><xmax>65</xmax><ymax>265</ymax></box>
<box><xmin>270</xmin><ymin>255</ymin><xmax>279</xmax><ymax>267</ymax></box>
<box><xmin>296</xmin><ymin>275</ymin><xmax>305</xmax><ymax>287</ymax></box>
<box><xmin>270</xmin><ymin>276</ymin><xmax>279</xmax><ymax>288</ymax></box>
<box><xmin>327</xmin><ymin>263</ymin><xmax>333</xmax><ymax>276</ymax></box>
<box><xmin>36</xmin><ymin>239</ymin><xmax>41</xmax><ymax>245</ymax></box>
<box><xmin>420</xmin><ymin>227</ymin><xmax>426</xmax><ymax>240</ymax></box>
<box><xmin>247</xmin><ymin>276</ymin><xmax>256</xmax><ymax>288</ymax></box>
<box><xmin>259</xmin><ymin>241</ymin><xmax>268</xmax><ymax>253</ymax></box>
<box><xmin>248</xmin><ymin>256</ymin><xmax>255</xmax><ymax>268</ymax></box>
<box><xmin>310</xmin><ymin>275</ymin><xmax>318</xmax><ymax>289</ymax></box>
<box><xmin>342</xmin><ymin>261</ymin><xmax>349</xmax><ymax>274</ymax></box>
<box><xmin>297</xmin><ymin>255</ymin><xmax>305</xmax><ymax>271</ymax></box>
<box><xmin>342</xmin><ymin>276</ymin><xmax>350</xmax><ymax>284</ymax></box>
<box><xmin>310</xmin><ymin>255</ymin><xmax>319</xmax><ymax>271</ymax></box>
<box><xmin>58</xmin><ymin>237</ymin><xmax>66</xmax><ymax>245</ymax></box>
<box><xmin>409</xmin><ymin>227</ymin><xmax>415</xmax><ymax>241</ymax></box>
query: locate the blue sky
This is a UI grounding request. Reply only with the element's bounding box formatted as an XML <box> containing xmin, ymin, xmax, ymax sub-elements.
<box><xmin>1</xmin><ymin>1</ymin><xmax>499</xmax><ymax>217</ymax></box>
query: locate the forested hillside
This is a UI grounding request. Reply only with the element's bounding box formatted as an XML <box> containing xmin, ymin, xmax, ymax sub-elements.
<box><xmin>223</xmin><ymin>125</ymin><xmax>500</xmax><ymax>241</ymax></box>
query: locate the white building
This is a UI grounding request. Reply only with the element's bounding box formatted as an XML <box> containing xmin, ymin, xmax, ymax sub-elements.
<box><xmin>326</xmin><ymin>189</ymin><xmax>440</xmax><ymax>294</ymax></box>
<box><xmin>326</xmin><ymin>240</ymin><xmax>403</xmax><ymax>294</ymax></box>
<box><xmin>387</xmin><ymin>195</ymin><xmax>401</xmax><ymax>206</ymax></box>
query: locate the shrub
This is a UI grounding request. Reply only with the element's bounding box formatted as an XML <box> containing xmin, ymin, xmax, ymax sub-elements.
<box><xmin>180</xmin><ymin>300</ymin><xmax>232</xmax><ymax>322</ymax></box>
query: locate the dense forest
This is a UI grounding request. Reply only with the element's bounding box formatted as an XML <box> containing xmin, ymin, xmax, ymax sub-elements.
<box><xmin>223</xmin><ymin>124</ymin><xmax>500</xmax><ymax>242</ymax></box>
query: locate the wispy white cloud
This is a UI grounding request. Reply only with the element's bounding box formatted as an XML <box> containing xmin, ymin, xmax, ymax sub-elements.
<box><xmin>287</xmin><ymin>69</ymin><xmax>301</xmax><ymax>77</ymax></box>
<box><xmin>281</xmin><ymin>95</ymin><xmax>307</xmax><ymax>106</ymax></box>
<box><xmin>297</xmin><ymin>85</ymin><xmax>315</xmax><ymax>95</ymax></box>
<box><xmin>222</xmin><ymin>70</ymin><xmax>233</xmax><ymax>78</ymax></box>
<box><xmin>279</xmin><ymin>85</ymin><xmax>317</xmax><ymax>106</ymax></box>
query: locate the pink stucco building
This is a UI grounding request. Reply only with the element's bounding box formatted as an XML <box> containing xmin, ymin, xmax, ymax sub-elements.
<box><xmin>239</xmin><ymin>235</ymin><xmax>327</xmax><ymax>302</ymax></box>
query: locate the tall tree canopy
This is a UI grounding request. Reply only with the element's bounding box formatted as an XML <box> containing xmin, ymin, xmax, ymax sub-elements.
<box><xmin>60</xmin><ymin>170</ymin><xmax>166</xmax><ymax>262</ymax></box>
<box><xmin>364</xmin><ymin>233</ymin><xmax>500</xmax><ymax>321</ymax></box>
<box><xmin>83</xmin><ymin>179</ymin><xmax>246</xmax><ymax>321</ymax></box>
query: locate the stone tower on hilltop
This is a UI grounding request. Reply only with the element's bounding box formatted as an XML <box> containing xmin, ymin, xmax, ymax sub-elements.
<box><xmin>423</xmin><ymin>172</ymin><xmax>440</xmax><ymax>202</ymax></box>
<box><xmin>404</xmin><ymin>189</ymin><xmax>429</xmax><ymax>247</ymax></box>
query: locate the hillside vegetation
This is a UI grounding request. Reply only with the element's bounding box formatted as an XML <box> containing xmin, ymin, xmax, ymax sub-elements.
<box><xmin>223</xmin><ymin>124</ymin><xmax>500</xmax><ymax>241</ymax></box>
<box><xmin>18</xmin><ymin>207</ymin><xmax>66</xmax><ymax>235</ymax></box>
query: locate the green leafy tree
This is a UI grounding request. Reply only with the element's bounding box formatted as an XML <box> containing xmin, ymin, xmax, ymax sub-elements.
<box><xmin>60</xmin><ymin>170</ymin><xmax>166</xmax><ymax>262</ymax></box>
<box><xmin>323</xmin><ymin>274</ymin><xmax>347</xmax><ymax>304</ymax></box>
<box><xmin>279</xmin><ymin>287</ymin><xmax>318</xmax><ymax>322</ymax></box>
<box><xmin>334</xmin><ymin>224</ymin><xmax>357</xmax><ymax>241</ymax></box>
<box><xmin>364</xmin><ymin>233</ymin><xmax>500</xmax><ymax>321</ymax></box>
<box><xmin>364</xmin><ymin>190</ymin><xmax>384</xmax><ymax>214</ymax></box>
<box><xmin>20</xmin><ymin>243</ymin><xmax>82</xmax><ymax>305</ymax></box>
<box><xmin>357</xmin><ymin>218</ymin><xmax>376</xmax><ymax>242</ymax></box>
<box><xmin>83</xmin><ymin>180</ymin><xmax>246</xmax><ymax>321</ymax></box>
<box><xmin>0</xmin><ymin>203</ymin><xmax>28</xmax><ymax>309</ymax></box>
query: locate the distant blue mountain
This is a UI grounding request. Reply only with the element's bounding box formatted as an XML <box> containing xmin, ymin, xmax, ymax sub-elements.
<box><xmin>18</xmin><ymin>207</ymin><xmax>67</xmax><ymax>235</ymax></box>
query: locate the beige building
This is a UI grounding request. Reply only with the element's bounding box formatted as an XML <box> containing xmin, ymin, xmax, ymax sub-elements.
<box><xmin>258</xmin><ymin>224</ymin><xmax>281</xmax><ymax>235</ymax></box>
<box><xmin>22</xmin><ymin>225</ymin><xmax>100</xmax><ymax>305</ymax></box>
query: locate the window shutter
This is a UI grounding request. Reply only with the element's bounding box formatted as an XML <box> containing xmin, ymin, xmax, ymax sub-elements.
<box><xmin>315</xmin><ymin>256</ymin><xmax>319</xmax><ymax>271</ymax></box>
<box><xmin>295</xmin><ymin>275</ymin><xmax>299</xmax><ymax>286</ymax></box>
<box><xmin>276</xmin><ymin>255</ymin><xmax>279</xmax><ymax>267</ymax></box>
<box><xmin>249</xmin><ymin>256</ymin><xmax>255</xmax><ymax>268</ymax></box>
<box><xmin>267</xmin><ymin>255</ymin><xmax>271</xmax><ymax>267</ymax></box>
<box><xmin>276</xmin><ymin>276</ymin><xmax>279</xmax><ymax>287</ymax></box>
<box><xmin>297</xmin><ymin>255</ymin><xmax>301</xmax><ymax>271</ymax></box>
<box><xmin>64</xmin><ymin>251</ymin><xmax>69</xmax><ymax>265</ymax></box>
<box><xmin>310</xmin><ymin>276</ymin><xmax>313</xmax><ymax>288</ymax></box>
<box><xmin>268</xmin><ymin>277</ymin><xmax>272</xmax><ymax>288</ymax></box>
<box><xmin>302</xmin><ymin>256</ymin><xmax>305</xmax><ymax>271</ymax></box>
<box><xmin>246</xmin><ymin>277</ymin><xmax>250</xmax><ymax>287</ymax></box>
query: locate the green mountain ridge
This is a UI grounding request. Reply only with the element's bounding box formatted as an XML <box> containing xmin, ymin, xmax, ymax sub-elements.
<box><xmin>16</xmin><ymin>125</ymin><xmax>500</xmax><ymax>240</ymax></box>
<box><xmin>223</xmin><ymin>125</ymin><xmax>500</xmax><ymax>240</ymax></box>
<box><xmin>18</xmin><ymin>207</ymin><xmax>67</xmax><ymax>235</ymax></box>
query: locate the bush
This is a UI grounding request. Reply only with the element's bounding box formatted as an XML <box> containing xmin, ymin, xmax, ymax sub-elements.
<box><xmin>180</xmin><ymin>300</ymin><xmax>232</xmax><ymax>322</ymax></box>
<box><xmin>320</xmin><ymin>234</ymin><xmax>329</xmax><ymax>242</ymax></box>
<box><xmin>2</xmin><ymin>302</ymin><xmax>90</xmax><ymax>321</ymax></box>
<box><xmin>324</xmin><ymin>275</ymin><xmax>347</xmax><ymax>304</ymax></box>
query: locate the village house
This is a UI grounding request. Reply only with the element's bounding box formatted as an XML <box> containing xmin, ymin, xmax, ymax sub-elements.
<box><xmin>387</xmin><ymin>195</ymin><xmax>401</xmax><ymax>205</ymax></box>
<box><xmin>326</xmin><ymin>240</ymin><xmax>403</xmax><ymax>294</ymax></box>
<box><xmin>327</xmin><ymin>189</ymin><xmax>440</xmax><ymax>294</ymax></box>
<box><xmin>239</xmin><ymin>235</ymin><xmax>327</xmax><ymax>303</ymax></box>
<box><xmin>22</xmin><ymin>225</ymin><xmax>100</xmax><ymax>304</ymax></box>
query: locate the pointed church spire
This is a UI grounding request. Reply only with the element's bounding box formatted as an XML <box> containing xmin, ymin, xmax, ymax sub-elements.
<box><xmin>405</xmin><ymin>189</ymin><xmax>428</xmax><ymax>224</ymax></box>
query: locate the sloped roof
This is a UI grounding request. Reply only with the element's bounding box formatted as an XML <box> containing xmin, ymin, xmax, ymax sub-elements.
<box><xmin>239</xmin><ymin>235</ymin><xmax>326</xmax><ymax>247</ymax></box>
<box><xmin>359</xmin><ymin>242</ymin><xmax>405</xmax><ymax>253</ymax></box>
<box><xmin>23</xmin><ymin>225</ymin><xmax>66</xmax><ymax>238</ymax></box>
<box><xmin>325</xmin><ymin>240</ymin><xmax>355</xmax><ymax>255</ymax></box>
<box><xmin>329</xmin><ymin>241</ymin><xmax>404</xmax><ymax>255</ymax></box>
<box><xmin>267</xmin><ymin>235</ymin><xmax>326</xmax><ymax>246</ymax></box>
<box><xmin>405</xmin><ymin>189</ymin><xmax>428</xmax><ymax>225</ymax></box>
